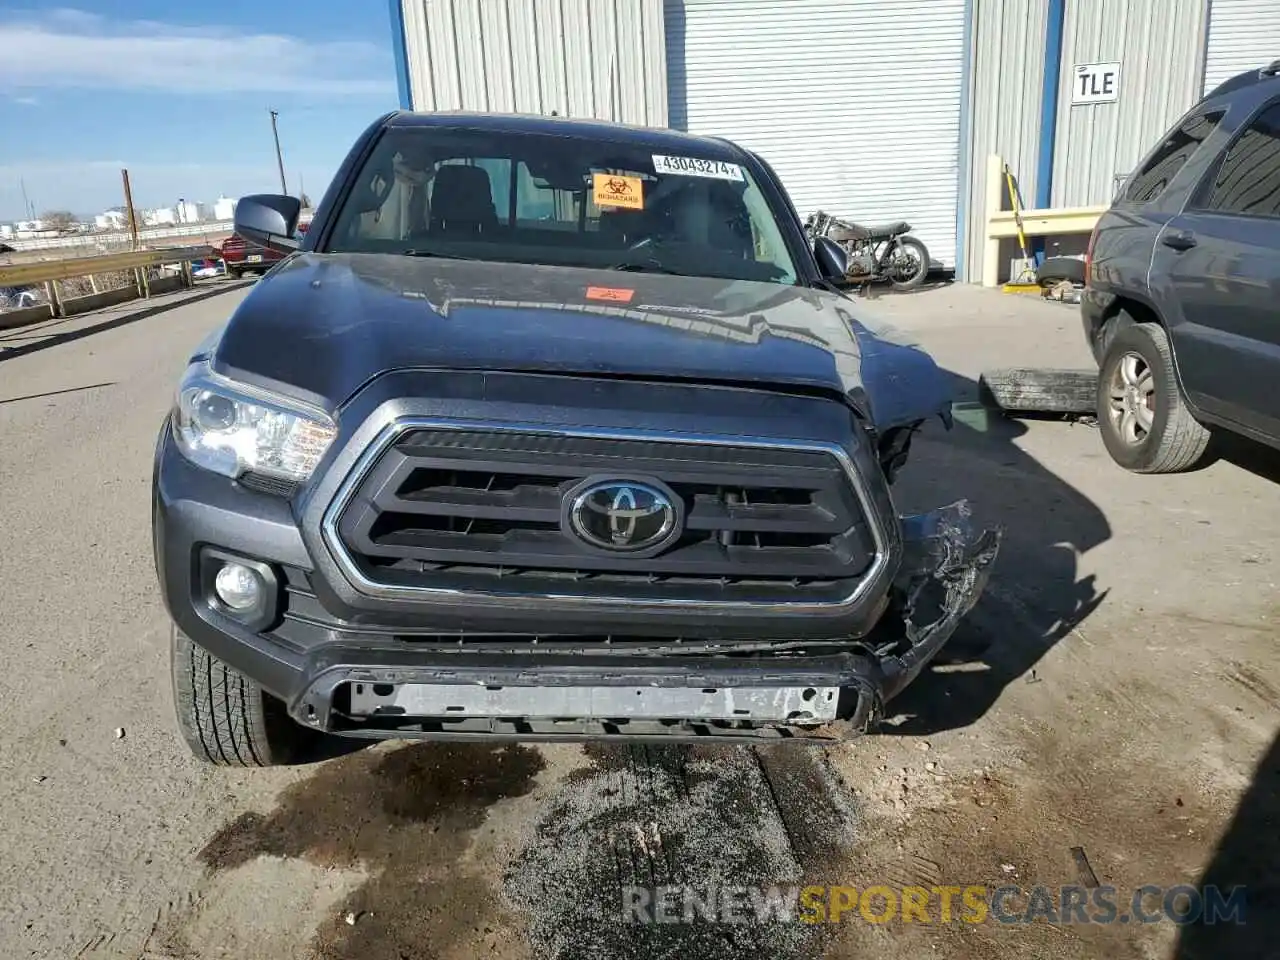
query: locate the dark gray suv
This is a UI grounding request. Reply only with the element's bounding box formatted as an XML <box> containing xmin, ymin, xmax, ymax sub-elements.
<box><xmin>1082</xmin><ymin>60</ymin><xmax>1280</xmax><ymax>473</ymax></box>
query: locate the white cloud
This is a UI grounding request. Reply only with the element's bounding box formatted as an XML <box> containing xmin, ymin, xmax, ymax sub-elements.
<box><xmin>0</xmin><ymin>8</ymin><xmax>394</xmax><ymax>96</ymax></box>
<box><xmin>10</xmin><ymin>96</ymin><xmax>38</xmax><ymax>105</ymax></box>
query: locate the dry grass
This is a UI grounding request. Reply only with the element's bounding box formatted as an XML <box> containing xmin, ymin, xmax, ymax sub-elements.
<box><xmin>0</xmin><ymin>268</ymin><xmax>168</xmax><ymax>313</ymax></box>
<box><xmin>58</xmin><ymin>271</ymin><xmax>137</xmax><ymax>298</ymax></box>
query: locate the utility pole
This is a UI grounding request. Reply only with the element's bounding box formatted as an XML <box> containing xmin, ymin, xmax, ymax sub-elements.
<box><xmin>19</xmin><ymin>177</ymin><xmax>33</xmax><ymax>220</ymax></box>
<box><xmin>121</xmin><ymin>168</ymin><xmax>140</xmax><ymax>249</ymax></box>
<box><xmin>269</xmin><ymin>109</ymin><xmax>288</xmax><ymax>195</ymax></box>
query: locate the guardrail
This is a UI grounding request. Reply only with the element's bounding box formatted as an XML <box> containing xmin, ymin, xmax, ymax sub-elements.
<box><xmin>4</xmin><ymin>221</ymin><xmax>235</xmax><ymax>253</ymax></box>
<box><xmin>0</xmin><ymin>244</ymin><xmax>215</xmax><ymax>325</ymax></box>
<box><xmin>982</xmin><ymin>155</ymin><xmax>1107</xmax><ymax>287</ymax></box>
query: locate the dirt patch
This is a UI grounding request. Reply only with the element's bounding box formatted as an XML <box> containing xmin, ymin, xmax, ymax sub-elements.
<box><xmin>502</xmin><ymin>743</ymin><xmax>858</xmax><ymax>960</ymax></box>
<box><xmin>1220</xmin><ymin>660</ymin><xmax>1280</xmax><ymax>713</ymax></box>
<box><xmin>173</xmin><ymin>742</ymin><xmax>545</xmax><ymax>960</ymax></box>
<box><xmin>822</xmin><ymin>705</ymin><xmax>1238</xmax><ymax>960</ymax></box>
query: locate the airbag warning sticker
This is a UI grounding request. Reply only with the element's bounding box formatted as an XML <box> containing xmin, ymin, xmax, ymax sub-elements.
<box><xmin>593</xmin><ymin>172</ymin><xmax>644</xmax><ymax>210</ymax></box>
<box><xmin>652</xmin><ymin>154</ymin><xmax>744</xmax><ymax>181</ymax></box>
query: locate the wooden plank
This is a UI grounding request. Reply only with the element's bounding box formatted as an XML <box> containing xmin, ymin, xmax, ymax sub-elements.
<box><xmin>988</xmin><ymin>208</ymin><xmax>1105</xmax><ymax>239</ymax></box>
<box><xmin>0</xmin><ymin>303</ymin><xmax>54</xmax><ymax>330</ymax></box>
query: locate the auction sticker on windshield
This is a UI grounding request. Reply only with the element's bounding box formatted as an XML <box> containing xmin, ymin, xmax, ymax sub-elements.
<box><xmin>593</xmin><ymin>172</ymin><xmax>645</xmax><ymax>210</ymax></box>
<box><xmin>652</xmin><ymin>155</ymin><xmax>745</xmax><ymax>181</ymax></box>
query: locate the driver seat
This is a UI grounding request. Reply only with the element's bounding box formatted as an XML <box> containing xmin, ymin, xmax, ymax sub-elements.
<box><xmin>428</xmin><ymin>165</ymin><xmax>499</xmax><ymax>236</ymax></box>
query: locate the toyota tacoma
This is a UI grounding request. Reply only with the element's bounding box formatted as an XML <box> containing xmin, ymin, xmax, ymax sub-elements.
<box><xmin>152</xmin><ymin>111</ymin><xmax>1000</xmax><ymax>765</ymax></box>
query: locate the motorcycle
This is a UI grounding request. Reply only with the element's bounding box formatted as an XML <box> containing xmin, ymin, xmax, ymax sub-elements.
<box><xmin>804</xmin><ymin>210</ymin><xmax>931</xmax><ymax>290</ymax></box>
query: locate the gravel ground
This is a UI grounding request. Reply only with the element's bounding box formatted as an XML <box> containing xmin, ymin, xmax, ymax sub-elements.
<box><xmin>0</xmin><ymin>282</ymin><xmax>1275</xmax><ymax>959</ymax></box>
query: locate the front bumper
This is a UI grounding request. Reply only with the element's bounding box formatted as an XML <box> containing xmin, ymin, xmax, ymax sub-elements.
<box><xmin>154</xmin><ymin>420</ymin><xmax>1000</xmax><ymax>742</ymax></box>
<box><xmin>303</xmin><ymin>506</ymin><xmax>997</xmax><ymax>742</ymax></box>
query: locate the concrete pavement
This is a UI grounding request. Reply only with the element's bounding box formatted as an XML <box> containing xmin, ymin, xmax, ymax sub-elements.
<box><xmin>0</xmin><ymin>285</ymin><xmax>291</xmax><ymax>958</ymax></box>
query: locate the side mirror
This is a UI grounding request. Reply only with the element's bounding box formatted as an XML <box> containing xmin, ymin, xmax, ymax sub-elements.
<box><xmin>813</xmin><ymin>236</ymin><xmax>848</xmax><ymax>282</ymax></box>
<box><xmin>234</xmin><ymin>194</ymin><xmax>302</xmax><ymax>252</ymax></box>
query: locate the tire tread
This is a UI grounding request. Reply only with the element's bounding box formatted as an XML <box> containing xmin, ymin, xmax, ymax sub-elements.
<box><xmin>1097</xmin><ymin>318</ymin><xmax>1210</xmax><ymax>473</ymax></box>
<box><xmin>171</xmin><ymin>628</ymin><xmax>299</xmax><ymax>767</ymax></box>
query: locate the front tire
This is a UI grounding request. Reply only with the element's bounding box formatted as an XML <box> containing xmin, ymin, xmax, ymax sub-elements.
<box><xmin>887</xmin><ymin>236</ymin><xmax>930</xmax><ymax>290</ymax></box>
<box><xmin>1096</xmin><ymin>319</ymin><xmax>1210</xmax><ymax>473</ymax></box>
<box><xmin>171</xmin><ymin>627</ymin><xmax>313</xmax><ymax>766</ymax></box>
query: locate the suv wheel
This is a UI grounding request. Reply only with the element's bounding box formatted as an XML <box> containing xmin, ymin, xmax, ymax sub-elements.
<box><xmin>1097</xmin><ymin>319</ymin><xmax>1210</xmax><ymax>473</ymax></box>
<box><xmin>171</xmin><ymin>627</ymin><xmax>313</xmax><ymax>766</ymax></box>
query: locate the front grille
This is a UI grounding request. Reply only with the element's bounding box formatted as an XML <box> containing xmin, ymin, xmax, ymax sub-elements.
<box><xmin>333</xmin><ymin>428</ymin><xmax>878</xmax><ymax>604</ymax></box>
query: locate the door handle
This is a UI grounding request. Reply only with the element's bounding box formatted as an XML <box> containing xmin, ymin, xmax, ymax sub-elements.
<box><xmin>1161</xmin><ymin>229</ymin><xmax>1197</xmax><ymax>252</ymax></box>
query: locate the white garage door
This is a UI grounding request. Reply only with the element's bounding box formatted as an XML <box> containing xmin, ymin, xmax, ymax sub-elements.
<box><xmin>665</xmin><ymin>0</ymin><xmax>968</xmax><ymax>267</ymax></box>
<box><xmin>1203</xmin><ymin>0</ymin><xmax>1280</xmax><ymax>94</ymax></box>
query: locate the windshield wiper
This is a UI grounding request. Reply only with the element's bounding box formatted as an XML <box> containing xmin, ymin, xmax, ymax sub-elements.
<box><xmin>403</xmin><ymin>249</ymin><xmax>480</xmax><ymax>260</ymax></box>
<box><xmin>608</xmin><ymin>256</ymin><xmax>686</xmax><ymax>276</ymax></box>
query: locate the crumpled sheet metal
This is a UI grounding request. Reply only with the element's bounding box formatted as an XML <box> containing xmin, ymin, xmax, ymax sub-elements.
<box><xmin>882</xmin><ymin>500</ymin><xmax>1004</xmax><ymax>701</ymax></box>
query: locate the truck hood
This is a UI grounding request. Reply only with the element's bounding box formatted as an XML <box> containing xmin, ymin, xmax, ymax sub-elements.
<box><xmin>210</xmin><ymin>252</ymin><xmax>951</xmax><ymax>431</ymax></box>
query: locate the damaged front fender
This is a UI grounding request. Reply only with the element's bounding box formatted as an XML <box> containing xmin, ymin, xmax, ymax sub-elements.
<box><xmin>878</xmin><ymin>500</ymin><xmax>1002</xmax><ymax>704</ymax></box>
<box><xmin>780</xmin><ymin>501</ymin><xmax>1002</xmax><ymax>741</ymax></box>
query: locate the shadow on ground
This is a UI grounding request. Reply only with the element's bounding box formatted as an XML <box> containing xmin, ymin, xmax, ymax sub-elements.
<box><xmin>1207</xmin><ymin>431</ymin><xmax>1280</xmax><ymax>486</ymax></box>
<box><xmin>0</xmin><ymin>381</ymin><xmax>117</xmax><ymax>405</ymax></box>
<box><xmin>1174</xmin><ymin>727</ymin><xmax>1280</xmax><ymax>959</ymax></box>
<box><xmin>884</xmin><ymin>367</ymin><xmax>1111</xmax><ymax>735</ymax></box>
<box><xmin>0</xmin><ymin>280</ymin><xmax>246</xmax><ymax>363</ymax></box>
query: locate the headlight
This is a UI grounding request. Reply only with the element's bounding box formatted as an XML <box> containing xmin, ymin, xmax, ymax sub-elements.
<box><xmin>171</xmin><ymin>363</ymin><xmax>337</xmax><ymax>482</ymax></box>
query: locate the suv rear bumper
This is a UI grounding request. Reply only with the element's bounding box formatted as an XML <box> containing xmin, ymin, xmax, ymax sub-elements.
<box><xmin>1080</xmin><ymin>287</ymin><xmax>1116</xmax><ymax>364</ymax></box>
<box><xmin>154</xmin><ymin>418</ymin><xmax>999</xmax><ymax>742</ymax></box>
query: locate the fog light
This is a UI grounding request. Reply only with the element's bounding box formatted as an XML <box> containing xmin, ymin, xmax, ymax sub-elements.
<box><xmin>214</xmin><ymin>562</ymin><xmax>263</xmax><ymax>611</ymax></box>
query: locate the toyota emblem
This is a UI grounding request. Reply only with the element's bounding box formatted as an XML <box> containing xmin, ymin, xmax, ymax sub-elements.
<box><xmin>565</xmin><ymin>478</ymin><xmax>680</xmax><ymax>554</ymax></box>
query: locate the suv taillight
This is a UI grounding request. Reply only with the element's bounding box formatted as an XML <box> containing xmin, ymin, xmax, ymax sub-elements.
<box><xmin>1084</xmin><ymin>223</ymin><xmax>1100</xmax><ymax>286</ymax></box>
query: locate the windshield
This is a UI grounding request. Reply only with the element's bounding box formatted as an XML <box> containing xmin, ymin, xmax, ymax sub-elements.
<box><xmin>324</xmin><ymin>125</ymin><xmax>799</xmax><ymax>285</ymax></box>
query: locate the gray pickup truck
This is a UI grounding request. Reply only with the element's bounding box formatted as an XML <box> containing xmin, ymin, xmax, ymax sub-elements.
<box><xmin>151</xmin><ymin>110</ymin><xmax>999</xmax><ymax>765</ymax></box>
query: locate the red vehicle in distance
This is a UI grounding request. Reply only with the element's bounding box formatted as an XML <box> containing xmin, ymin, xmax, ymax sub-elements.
<box><xmin>220</xmin><ymin>218</ymin><xmax>310</xmax><ymax>279</ymax></box>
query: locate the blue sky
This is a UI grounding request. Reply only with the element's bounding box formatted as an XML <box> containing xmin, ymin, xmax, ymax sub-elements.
<box><xmin>0</xmin><ymin>2</ymin><xmax>399</xmax><ymax>220</ymax></box>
